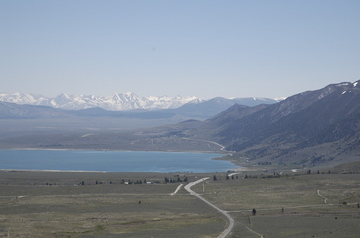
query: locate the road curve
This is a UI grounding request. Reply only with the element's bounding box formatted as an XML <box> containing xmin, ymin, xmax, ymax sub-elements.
<box><xmin>317</xmin><ymin>189</ymin><xmax>328</xmax><ymax>204</ymax></box>
<box><xmin>184</xmin><ymin>178</ymin><xmax>234</xmax><ymax>238</ymax></box>
<box><xmin>171</xmin><ymin>184</ymin><xmax>183</xmax><ymax>196</ymax></box>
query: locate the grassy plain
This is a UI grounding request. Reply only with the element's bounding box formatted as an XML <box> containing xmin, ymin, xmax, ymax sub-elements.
<box><xmin>0</xmin><ymin>170</ymin><xmax>359</xmax><ymax>237</ymax></box>
<box><xmin>0</xmin><ymin>171</ymin><xmax>225</xmax><ymax>238</ymax></box>
<box><xmin>197</xmin><ymin>172</ymin><xmax>360</xmax><ymax>238</ymax></box>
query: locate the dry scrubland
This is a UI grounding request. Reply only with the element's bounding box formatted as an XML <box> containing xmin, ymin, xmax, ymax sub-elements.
<box><xmin>0</xmin><ymin>171</ymin><xmax>225</xmax><ymax>238</ymax></box>
<box><xmin>196</xmin><ymin>172</ymin><xmax>360</xmax><ymax>238</ymax></box>
<box><xmin>0</xmin><ymin>171</ymin><xmax>359</xmax><ymax>237</ymax></box>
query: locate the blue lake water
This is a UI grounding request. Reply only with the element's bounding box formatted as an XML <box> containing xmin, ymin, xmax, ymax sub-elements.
<box><xmin>0</xmin><ymin>150</ymin><xmax>238</xmax><ymax>173</ymax></box>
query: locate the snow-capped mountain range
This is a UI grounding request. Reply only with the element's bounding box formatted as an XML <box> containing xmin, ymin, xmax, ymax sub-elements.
<box><xmin>0</xmin><ymin>92</ymin><xmax>199</xmax><ymax>111</ymax></box>
<box><xmin>0</xmin><ymin>92</ymin><xmax>280</xmax><ymax>112</ymax></box>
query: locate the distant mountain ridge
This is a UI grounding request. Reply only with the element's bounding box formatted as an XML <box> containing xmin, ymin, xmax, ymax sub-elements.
<box><xmin>170</xmin><ymin>97</ymin><xmax>278</xmax><ymax>118</ymax></box>
<box><xmin>0</xmin><ymin>101</ymin><xmax>69</xmax><ymax>119</ymax></box>
<box><xmin>0</xmin><ymin>92</ymin><xmax>198</xmax><ymax>111</ymax></box>
<box><xmin>0</xmin><ymin>92</ymin><xmax>278</xmax><ymax>113</ymax></box>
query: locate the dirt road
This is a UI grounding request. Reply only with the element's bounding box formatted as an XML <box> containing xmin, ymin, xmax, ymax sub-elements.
<box><xmin>184</xmin><ymin>177</ymin><xmax>234</xmax><ymax>238</ymax></box>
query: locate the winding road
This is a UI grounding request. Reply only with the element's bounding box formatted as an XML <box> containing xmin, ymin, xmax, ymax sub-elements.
<box><xmin>317</xmin><ymin>189</ymin><xmax>328</xmax><ymax>204</ymax></box>
<box><xmin>184</xmin><ymin>178</ymin><xmax>234</xmax><ymax>238</ymax></box>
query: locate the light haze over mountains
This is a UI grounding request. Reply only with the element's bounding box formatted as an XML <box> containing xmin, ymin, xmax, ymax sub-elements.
<box><xmin>0</xmin><ymin>92</ymin><xmax>278</xmax><ymax>111</ymax></box>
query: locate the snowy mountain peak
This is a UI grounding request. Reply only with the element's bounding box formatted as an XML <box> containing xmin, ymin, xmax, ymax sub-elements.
<box><xmin>124</xmin><ymin>92</ymin><xmax>136</xmax><ymax>97</ymax></box>
<box><xmin>0</xmin><ymin>92</ymin><xmax>280</xmax><ymax>112</ymax></box>
<box><xmin>353</xmin><ymin>80</ymin><xmax>359</xmax><ymax>87</ymax></box>
<box><xmin>187</xmin><ymin>98</ymin><xmax>206</xmax><ymax>104</ymax></box>
<box><xmin>111</xmin><ymin>93</ymin><xmax>121</xmax><ymax>101</ymax></box>
<box><xmin>0</xmin><ymin>92</ymin><xmax>201</xmax><ymax>111</ymax></box>
<box><xmin>0</xmin><ymin>92</ymin><xmax>37</xmax><ymax>104</ymax></box>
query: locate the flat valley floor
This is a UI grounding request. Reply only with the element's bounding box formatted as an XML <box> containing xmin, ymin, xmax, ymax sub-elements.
<box><xmin>0</xmin><ymin>171</ymin><xmax>359</xmax><ymax>237</ymax></box>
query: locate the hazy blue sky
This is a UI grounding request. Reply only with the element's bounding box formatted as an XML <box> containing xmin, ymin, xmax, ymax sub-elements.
<box><xmin>1</xmin><ymin>0</ymin><xmax>359</xmax><ymax>99</ymax></box>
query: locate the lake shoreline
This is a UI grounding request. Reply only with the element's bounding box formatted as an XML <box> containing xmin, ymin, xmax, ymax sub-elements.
<box><xmin>0</xmin><ymin>149</ymin><xmax>238</xmax><ymax>173</ymax></box>
<box><xmin>2</xmin><ymin>147</ymin><xmax>226</xmax><ymax>154</ymax></box>
<box><xmin>0</xmin><ymin>169</ymin><xmax>108</xmax><ymax>173</ymax></box>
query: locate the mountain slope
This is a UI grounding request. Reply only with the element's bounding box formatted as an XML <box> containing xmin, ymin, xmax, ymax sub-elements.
<box><xmin>192</xmin><ymin>80</ymin><xmax>360</xmax><ymax>166</ymax></box>
<box><xmin>170</xmin><ymin>97</ymin><xmax>277</xmax><ymax>118</ymax></box>
<box><xmin>0</xmin><ymin>101</ymin><xmax>70</xmax><ymax>119</ymax></box>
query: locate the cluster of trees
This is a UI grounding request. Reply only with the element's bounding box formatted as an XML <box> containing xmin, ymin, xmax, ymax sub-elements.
<box><xmin>76</xmin><ymin>175</ymin><xmax>191</xmax><ymax>186</ymax></box>
<box><xmin>226</xmin><ymin>174</ymin><xmax>239</xmax><ymax>180</ymax></box>
<box><xmin>213</xmin><ymin>174</ymin><xmax>239</xmax><ymax>181</ymax></box>
<box><xmin>242</xmin><ymin>169</ymin><xmax>337</xmax><ymax>180</ymax></box>
<box><xmin>121</xmin><ymin>179</ymin><xmax>151</xmax><ymax>185</ymax></box>
<box><xmin>76</xmin><ymin>179</ymin><xmax>155</xmax><ymax>186</ymax></box>
<box><xmin>45</xmin><ymin>182</ymin><xmax>57</xmax><ymax>186</ymax></box>
<box><xmin>164</xmin><ymin>176</ymin><xmax>188</xmax><ymax>184</ymax></box>
<box><xmin>78</xmin><ymin>180</ymin><xmax>115</xmax><ymax>185</ymax></box>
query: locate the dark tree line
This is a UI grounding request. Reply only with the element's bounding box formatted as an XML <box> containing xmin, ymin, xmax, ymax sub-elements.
<box><xmin>164</xmin><ymin>176</ymin><xmax>188</xmax><ymax>184</ymax></box>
